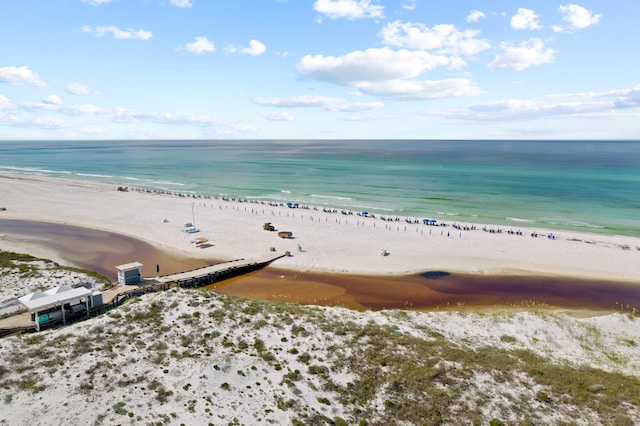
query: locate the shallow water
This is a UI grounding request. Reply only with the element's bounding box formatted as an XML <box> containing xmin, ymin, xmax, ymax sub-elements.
<box><xmin>0</xmin><ymin>219</ymin><xmax>213</xmax><ymax>279</ymax></box>
<box><xmin>2</xmin><ymin>219</ymin><xmax>638</xmax><ymax>313</ymax></box>
<box><xmin>2</xmin><ymin>139</ymin><xmax>639</xmax><ymax>237</ymax></box>
<box><xmin>206</xmin><ymin>267</ymin><xmax>640</xmax><ymax>313</ymax></box>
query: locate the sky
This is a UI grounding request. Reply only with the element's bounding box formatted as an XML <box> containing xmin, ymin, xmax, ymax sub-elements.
<box><xmin>0</xmin><ymin>0</ymin><xmax>639</xmax><ymax>140</ymax></box>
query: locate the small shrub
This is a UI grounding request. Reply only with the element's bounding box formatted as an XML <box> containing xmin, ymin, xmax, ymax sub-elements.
<box><xmin>500</xmin><ymin>335</ymin><xmax>517</xmax><ymax>343</ymax></box>
<box><xmin>23</xmin><ymin>335</ymin><xmax>44</xmax><ymax>345</ymax></box>
<box><xmin>112</xmin><ymin>402</ymin><xmax>127</xmax><ymax>415</ymax></box>
<box><xmin>535</xmin><ymin>391</ymin><xmax>551</xmax><ymax>403</ymax></box>
<box><xmin>285</xmin><ymin>369</ymin><xmax>302</xmax><ymax>381</ymax></box>
<box><xmin>297</xmin><ymin>353</ymin><xmax>311</xmax><ymax>364</ymax></box>
<box><xmin>308</xmin><ymin>365</ymin><xmax>328</xmax><ymax>375</ymax></box>
<box><xmin>588</xmin><ymin>384</ymin><xmax>606</xmax><ymax>393</ymax></box>
<box><xmin>317</xmin><ymin>397</ymin><xmax>330</xmax><ymax>405</ymax></box>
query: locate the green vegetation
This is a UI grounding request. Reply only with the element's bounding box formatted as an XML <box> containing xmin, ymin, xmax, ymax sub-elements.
<box><xmin>0</xmin><ymin>251</ymin><xmax>43</xmax><ymax>268</ymax></box>
<box><xmin>112</xmin><ymin>401</ymin><xmax>127</xmax><ymax>415</ymax></box>
<box><xmin>1</xmin><ymin>286</ymin><xmax>638</xmax><ymax>424</ymax></box>
<box><xmin>0</xmin><ymin>251</ymin><xmax>44</xmax><ymax>277</ymax></box>
<box><xmin>0</xmin><ymin>250</ymin><xmax>110</xmax><ymax>285</ymax></box>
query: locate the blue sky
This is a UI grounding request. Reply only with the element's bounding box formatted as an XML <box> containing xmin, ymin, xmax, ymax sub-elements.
<box><xmin>1</xmin><ymin>0</ymin><xmax>638</xmax><ymax>140</ymax></box>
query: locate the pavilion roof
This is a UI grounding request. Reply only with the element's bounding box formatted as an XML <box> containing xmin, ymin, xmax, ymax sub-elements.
<box><xmin>18</xmin><ymin>285</ymin><xmax>92</xmax><ymax>312</ymax></box>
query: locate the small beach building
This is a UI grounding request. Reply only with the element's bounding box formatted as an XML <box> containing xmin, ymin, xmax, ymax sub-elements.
<box><xmin>18</xmin><ymin>285</ymin><xmax>93</xmax><ymax>331</ymax></box>
<box><xmin>116</xmin><ymin>262</ymin><xmax>143</xmax><ymax>285</ymax></box>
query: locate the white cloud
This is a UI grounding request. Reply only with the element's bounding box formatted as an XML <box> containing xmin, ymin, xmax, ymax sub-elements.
<box><xmin>254</xmin><ymin>95</ymin><xmax>383</xmax><ymax>112</ymax></box>
<box><xmin>297</xmin><ymin>47</ymin><xmax>458</xmax><ymax>85</ymax></box>
<box><xmin>297</xmin><ymin>47</ymin><xmax>484</xmax><ymax>100</ymax></box>
<box><xmin>0</xmin><ymin>115</ymin><xmax>71</xmax><ymax>130</ymax></box>
<box><xmin>557</xmin><ymin>4</ymin><xmax>601</xmax><ymax>31</ymax></box>
<box><xmin>81</xmin><ymin>0</ymin><xmax>111</xmax><ymax>5</ymax></box>
<box><xmin>254</xmin><ymin>95</ymin><xmax>345</xmax><ymax>108</ymax></box>
<box><xmin>5</xmin><ymin>100</ymin><xmax>256</xmax><ymax>136</ymax></box>
<box><xmin>428</xmin><ymin>86</ymin><xmax>640</xmax><ymax>122</ymax></box>
<box><xmin>609</xmin><ymin>86</ymin><xmax>640</xmax><ymax>108</ymax></box>
<box><xmin>21</xmin><ymin>101</ymin><xmax>102</xmax><ymax>116</ymax></box>
<box><xmin>259</xmin><ymin>111</ymin><xmax>294</xmax><ymax>121</ymax></box>
<box><xmin>0</xmin><ymin>66</ymin><xmax>47</xmax><ymax>88</ymax></box>
<box><xmin>471</xmin><ymin>99</ymin><xmax>611</xmax><ymax>119</ymax></box>
<box><xmin>42</xmin><ymin>94</ymin><xmax>62</xmax><ymax>105</ymax></box>
<box><xmin>184</xmin><ymin>36</ymin><xmax>215</xmax><ymax>54</ymax></box>
<box><xmin>545</xmin><ymin>88</ymin><xmax>631</xmax><ymax>100</ymax></box>
<box><xmin>243</xmin><ymin>40</ymin><xmax>266</xmax><ymax>56</ymax></box>
<box><xmin>313</xmin><ymin>0</ymin><xmax>384</xmax><ymax>20</ymax></box>
<box><xmin>170</xmin><ymin>0</ymin><xmax>193</xmax><ymax>8</ymax></box>
<box><xmin>380</xmin><ymin>21</ymin><xmax>490</xmax><ymax>56</ymax></box>
<box><xmin>354</xmin><ymin>78</ymin><xmax>484</xmax><ymax>100</ymax></box>
<box><xmin>107</xmin><ymin>108</ymin><xmax>256</xmax><ymax>134</ymax></box>
<box><xmin>65</xmin><ymin>82</ymin><xmax>100</xmax><ymax>95</ymax></box>
<box><xmin>510</xmin><ymin>8</ymin><xmax>542</xmax><ymax>30</ymax></box>
<box><xmin>467</xmin><ymin>10</ymin><xmax>486</xmax><ymax>23</ymax></box>
<box><xmin>0</xmin><ymin>95</ymin><xmax>12</xmax><ymax>110</ymax></box>
<box><xmin>402</xmin><ymin>0</ymin><xmax>416</xmax><ymax>11</ymax></box>
<box><xmin>228</xmin><ymin>40</ymin><xmax>266</xmax><ymax>56</ymax></box>
<box><xmin>328</xmin><ymin>101</ymin><xmax>383</xmax><ymax>112</ymax></box>
<box><xmin>82</xmin><ymin>25</ymin><xmax>152</xmax><ymax>40</ymax></box>
<box><xmin>489</xmin><ymin>38</ymin><xmax>556</xmax><ymax>71</ymax></box>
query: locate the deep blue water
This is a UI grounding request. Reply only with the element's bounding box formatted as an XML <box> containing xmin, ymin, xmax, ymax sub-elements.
<box><xmin>1</xmin><ymin>140</ymin><xmax>639</xmax><ymax>236</ymax></box>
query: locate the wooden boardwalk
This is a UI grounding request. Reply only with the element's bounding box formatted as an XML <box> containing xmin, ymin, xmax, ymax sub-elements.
<box><xmin>153</xmin><ymin>252</ymin><xmax>287</xmax><ymax>287</ymax></box>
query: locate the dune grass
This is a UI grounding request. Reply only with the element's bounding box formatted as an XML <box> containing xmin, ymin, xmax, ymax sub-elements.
<box><xmin>1</xmin><ymin>287</ymin><xmax>638</xmax><ymax>425</ymax></box>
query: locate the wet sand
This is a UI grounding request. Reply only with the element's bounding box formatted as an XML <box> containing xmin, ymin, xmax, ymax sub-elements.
<box><xmin>2</xmin><ymin>219</ymin><xmax>639</xmax><ymax>314</ymax></box>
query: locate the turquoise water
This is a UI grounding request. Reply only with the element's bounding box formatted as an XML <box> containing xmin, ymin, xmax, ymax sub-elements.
<box><xmin>1</xmin><ymin>140</ymin><xmax>639</xmax><ymax>237</ymax></box>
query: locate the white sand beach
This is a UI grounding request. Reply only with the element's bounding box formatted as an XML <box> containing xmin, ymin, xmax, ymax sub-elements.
<box><xmin>2</xmin><ymin>172</ymin><xmax>640</xmax><ymax>425</ymax></box>
<box><xmin>1</xmin><ymin>172</ymin><xmax>639</xmax><ymax>283</ymax></box>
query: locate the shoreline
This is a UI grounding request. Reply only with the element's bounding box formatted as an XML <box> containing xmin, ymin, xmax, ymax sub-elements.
<box><xmin>1</xmin><ymin>171</ymin><xmax>639</xmax><ymax>284</ymax></box>
<box><xmin>3</xmin><ymin>219</ymin><xmax>639</xmax><ymax>316</ymax></box>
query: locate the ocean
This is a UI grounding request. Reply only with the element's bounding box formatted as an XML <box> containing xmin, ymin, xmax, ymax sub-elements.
<box><xmin>1</xmin><ymin>139</ymin><xmax>639</xmax><ymax>237</ymax></box>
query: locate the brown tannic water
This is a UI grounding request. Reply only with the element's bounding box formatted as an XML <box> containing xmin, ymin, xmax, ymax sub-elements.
<box><xmin>0</xmin><ymin>219</ymin><xmax>211</xmax><ymax>280</ymax></box>
<box><xmin>2</xmin><ymin>219</ymin><xmax>639</xmax><ymax>313</ymax></box>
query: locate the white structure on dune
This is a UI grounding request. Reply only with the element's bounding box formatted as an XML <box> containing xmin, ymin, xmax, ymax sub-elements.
<box><xmin>116</xmin><ymin>262</ymin><xmax>143</xmax><ymax>285</ymax></box>
<box><xmin>18</xmin><ymin>285</ymin><xmax>101</xmax><ymax>331</ymax></box>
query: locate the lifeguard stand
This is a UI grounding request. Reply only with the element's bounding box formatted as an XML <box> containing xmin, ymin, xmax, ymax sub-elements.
<box><xmin>116</xmin><ymin>262</ymin><xmax>143</xmax><ymax>285</ymax></box>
